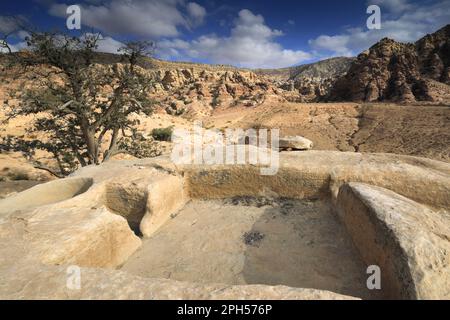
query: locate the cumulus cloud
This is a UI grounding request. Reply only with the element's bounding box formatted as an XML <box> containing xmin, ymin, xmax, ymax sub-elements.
<box><xmin>309</xmin><ymin>34</ymin><xmax>353</xmax><ymax>57</ymax></box>
<box><xmin>0</xmin><ymin>15</ymin><xmax>28</xmax><ymax>35</ymax></box>
<box><xmin>84</xmin><ymin>33</ymin><xmax>125</xmax><ymax>54</ymax></box>
<box><xmin>0</xmin><ymin>44</ymin><xmax>15</xmax><ymax>53</ymax></box>
<box><xmin>1</xmin><ymin>31</ymin><xmax>124</xmax><ymax>54</ymax></box>
<box><xmin>48</xmin><ymin>0</ymin><xmax>206</xmax><ymax>38</ymax></box>
<box><xmin>0</xmin><ymin>18</ymin><xmax>29</xmax><ymax>53</ymax></box>
<box><xmin>158</xmin><ymin>9</ymin><xmax>312</xmax><ymax>68</ymax></box>
<box><xmin>370</xmin><ymin>0</ymin><xmax>412</xmax><ymax>14</ymax></box>
<box><xmin>0</xmin><ymin>40</ymin><xmax>30</xmax><ymax>53</ymax></box>
<box><xmin>0</xmin><ymin>16</ymin><xmax>19</xmax><ymax>34</ymax></box>
<box><xmin>186</xmin><ymin>2</ymin><xmax>207</xmax><ymax>26</ymax></box>
<box><xmin>309</xmin><ymin>0</ymin><xmax>450</xmax><ymax>57</ymax></box>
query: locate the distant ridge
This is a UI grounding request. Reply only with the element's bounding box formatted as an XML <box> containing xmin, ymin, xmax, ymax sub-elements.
<box><xmin>254</xmin><ymin>57</ymin><xmax>355</xmax><ymax>81</ymax></box>
<box><xmin>329</xmin><ymin>24</ymin><xmax>450</xmax><ymax>102</ymax></box>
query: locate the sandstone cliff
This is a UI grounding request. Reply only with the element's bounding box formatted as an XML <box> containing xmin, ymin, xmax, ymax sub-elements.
<box><xmin>146</xmin><ymin>67</ymin><xmax>281</xmax><ymax>118</ymax></box>
<box><xmin>329</xmin><ymin>24</ymin><xmax>450</xmax><ymax>103</ymax></box>
<box><xmin>257</xmin><ymin>57</ymin><xmax>354</xmax><ymax>102</ymax></box>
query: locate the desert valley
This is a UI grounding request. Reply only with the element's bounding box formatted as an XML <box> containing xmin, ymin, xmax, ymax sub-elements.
<box><xmin>0</xmin><ymin>5</ymin><xmax>449</xmax><ymax>302</ymax></box>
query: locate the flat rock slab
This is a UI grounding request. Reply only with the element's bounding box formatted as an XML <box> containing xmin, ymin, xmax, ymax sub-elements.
<box><xmin>122</xmin><ymin>199</ymin><xmax>380</xmax><ymax>299</ymax></box>
<box><xmin>0</xmin><ymin>262</ymin><xmax>357</xmax><ymax>300</ymax></box>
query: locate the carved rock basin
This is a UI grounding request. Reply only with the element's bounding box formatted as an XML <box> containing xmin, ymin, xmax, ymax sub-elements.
<box><xmin>1</xmin><ymin>151</ymin><xmax>449</xmax><ymax>300</ymax></box>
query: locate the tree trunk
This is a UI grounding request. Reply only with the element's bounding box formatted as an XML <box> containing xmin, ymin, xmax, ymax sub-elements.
<box><xmin>103</xmin><ymin>128</ymin><xmax>119</xmax><ymax>162</ymax></box>
<box><xmin>81</xmin><ymin>123</ymin><xmax>98</xmax><ymax>165</ymax></box>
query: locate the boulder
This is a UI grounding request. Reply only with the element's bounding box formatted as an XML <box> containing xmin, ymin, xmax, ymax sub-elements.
<box><xmin>335</xmin><ymin>182</ymin><xmax>450</xmax><ymax>299</ymax></box>
<box><xmin>140</xmin><ymin>174</ymin><xmax>186</xmax><ymax>237</ymax></box>
<box><xmin>73</xmin><ymin>158</ymin><xmax>187</xmax><ymax>238</ymax></box>
<box><xmin>0</xmin><ymin>177</ymin><xmax>93</xmax><ymax>216</ymax></box>
<box><xmin>279</xmin><ymin>136</ymin><xmax>313</xmax><ymax>150</ymax></box>
<box><xmin>0</xmin><ymin>204</ymin><xmax>141</xmax><ymax>269</ymax></box>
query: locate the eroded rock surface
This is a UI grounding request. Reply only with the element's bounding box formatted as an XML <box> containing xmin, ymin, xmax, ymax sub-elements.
<box><xmin>279</xmin><ymin>136</ymin><xmax>314</xmax><ymax>150</ymax></box>
<box><xmin>336</xmin><ymin>183</ymin><xmax>450</xmax><ymax>299</ymax></box>
<box><xmin>0</xmin><ymin>151</ymin><xmax>449</xmax><ymax>300</ymax></box>
<box><xmin>330</xmin><ymin>25</ymin><xmax>450</xmax><ymax>103</ymax></box>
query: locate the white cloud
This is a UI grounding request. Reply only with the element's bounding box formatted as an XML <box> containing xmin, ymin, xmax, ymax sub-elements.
<box><xmin>0</xmin><ymin>16</ymin><xmax>19</xmax><ymax>34</ymax></box>
<box><xmin>369</xmin><ymin>0</ymin><xmax>412</xmax><ymax>14</ymax></box>
<box><xmin>158</xmin><ymin>9</ymin><xmax>312</xmax><ymax>68</ymax></box>
<box><xmin>1</xmin><ymin>32</ymin><xmax>124</xmax><ymax>54</ymax></box>
<box><xmin>309</xmin><ymin>34</ymin><xmax>353</xmax><ymax>56</ymax></box>
<box><xmin>95</xmin><ymin>34</ymin><xmax>125</xmax><ymax>54</ymax></box>
<box><xmin>309</xmin><ymin>0</ymin><xmax>450</xmax><ymax>57</ymax></box>
<box><xmin>80</xmin><ymin>33</ymin><xmax>125</xmax><ymax>54</ymax></box>
<box><xmin>0</xmin><ymin>44</ymin><xmax>14</xmax><ymax>53</ymax></box>
<box><xmin>157</xmin><ymin>38</ymin><xmax>190</xmax><ymax>56</ymax></box>
<box><xmin>48</xmin><ymin>0</ymin><xmax>207</xmax><ymax>38</ymax></box>
<box><xmin>0</xmin><ymin>41</ymin><xmax>27</xmax><ymax>53</ymax></box>
<box><xmin>11</xmin><ymin>0</ymin><xmax>447</xmax><ymax>68</ymax></box>
<box><xmin>187</xmin><ymin>2</ymin><xmax>207</xmax><ymax>26</ymax></box>
<box><xmin>0</xmin><ymin>15</ymin><xmax>29</xmax><ymax>35</ymax></box>
<box><xmin>74</xmin><ymin>33</ymin><xmax>127</xmax><ymax>54</ymax></box>
<box><xmin>0</xmin><ymin>15</ymin><xmax>28</xmax><ymax>52</ymax></box>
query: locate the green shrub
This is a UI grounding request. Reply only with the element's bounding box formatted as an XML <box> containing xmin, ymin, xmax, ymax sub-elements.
<box><xmin>211</xmin><ymin>95</ymin><xmax>221</xmax><ymax>107</ymax></box>
<box><xmin>151</xmin><ymin>126</ymin><xmax>173</xmax><ymax>142</ymax></box>
<box><xmin>175</xmin><ymin>108</ymin><xmax>185</xmax><ymax>116</ymax></box>
<box><xmin>8</xmin><ymin>171</ymin><xmax>30</xmax><ymax>181</ymax></box>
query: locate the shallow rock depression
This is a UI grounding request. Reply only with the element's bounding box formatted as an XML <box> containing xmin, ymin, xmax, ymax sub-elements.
<box><xmin>122</xmin><ymin>198</ymin><xmax>377</xmax><ymax>299</ymax></box>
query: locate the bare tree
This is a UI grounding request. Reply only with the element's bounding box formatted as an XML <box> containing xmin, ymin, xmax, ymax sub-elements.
<box><xmin>1</xmin><ymin>31</ymin><xmax>160</xmax><ymax>176</ymax></box>
<box><xmin>0</xmin><ymin>34</ymin><xmax>12</xmax><ymax>54</ymax></box>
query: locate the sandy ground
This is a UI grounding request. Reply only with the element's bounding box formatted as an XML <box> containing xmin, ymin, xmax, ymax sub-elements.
<box><xmin>121</xmin><ymin>198</ymin><xmax>381</xmax><ymax>299</ymax></box>
<box><xmin>0</xmin><ymin>180</ymin><xmax>43</xmax><ymax>199</ymax></box>
<box><xmin>206</xmin><ymin>102</ymin><xmax>450</xmax><ymax>162</ymax></box>
<box><xmin>1</xmin><ymin>100</ymin><xmax>448</xmax><ymax>197</ymax></box>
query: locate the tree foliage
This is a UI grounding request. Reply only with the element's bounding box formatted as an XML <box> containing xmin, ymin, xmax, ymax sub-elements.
<box><xmin>1</xmin><ymin>31</ymin><xmax>161</xmax><ymax>176</ymax></box>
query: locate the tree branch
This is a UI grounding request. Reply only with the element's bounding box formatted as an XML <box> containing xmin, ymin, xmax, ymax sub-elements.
<box><xmin>32</xmin><ymin>164</ymin><xmax>64</xmax><ymax>178</ymax></box>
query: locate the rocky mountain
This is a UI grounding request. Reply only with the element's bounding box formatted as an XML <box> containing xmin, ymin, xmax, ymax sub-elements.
<box><xmin>329</xmin><ymin>24</ymin><xmax>450</xmax><ymax>103</ymax></box>
<box><xmin>81</xmin><ymin>54</ymin><xmax>283</xmax><ymax>116</ymax></box>
<box><xmin>147</xmin><ymin>67</ymin><xmax>281</xmax><ymax>118</ymax></box>
<box><xmin>289</xmin><ymin>57</ymin><xmax>355</xmax><ymax>81</ymax></box>
<box><xmin>149</xmin><ymin>56</ymin><xmax>356</xmax><ymax>112</ymax></box>
<box><xmin>255</xmin><ymin>57</ymin><xmax>354</xmax><ymax>102</ymax></box>
<box><xmin>0</xmin><ymin>51</ymin><xmax>282</xmax><ymax>119</ymax></box>
<box><xmin>1</xmin><ymin>24</ymin><xmax>449</xmax><ymax>113</ymax></box>
<box><xmin>255</xmin><ymin>57</ymin><xmax>354</xmax><ymax>81</ymax></box>
<box><xmin>416</xmin><ymin>24</ymin><xmax>450</xmax><ymax>83</ymax></box>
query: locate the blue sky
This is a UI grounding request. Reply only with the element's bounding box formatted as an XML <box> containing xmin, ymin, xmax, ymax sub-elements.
<box><xmin>1</xmin><ymin>0</ymin><xmax>449</xmax><ymax>68</ymax></box>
